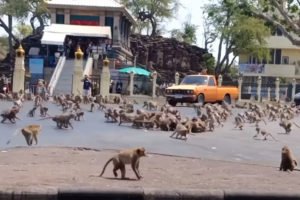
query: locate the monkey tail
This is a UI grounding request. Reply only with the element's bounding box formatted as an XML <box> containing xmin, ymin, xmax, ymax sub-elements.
<box><xmin>99</xmin><ymin>158</ymin><xmax>113</xmax><ymax>177</ymax></box>
<box><xmin>293</xmin><ymin>122</ymin><xmax>300</xmax><ymax>128</ymax></box>
<box><xmin>6</xmin><ymin>128</ymin><xmax>21</xmax><ymax>145</ymax></box>
<box><xmin>37</xmin><ymin>116</ymin><xmax>53</xmax><ymax>121</ymax></box>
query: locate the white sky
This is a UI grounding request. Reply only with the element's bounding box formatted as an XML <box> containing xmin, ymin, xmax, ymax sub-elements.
<box><xmin>162</xmin><ymin>0</ymin><xmax>219</xmax><ymax>58</ymax></box>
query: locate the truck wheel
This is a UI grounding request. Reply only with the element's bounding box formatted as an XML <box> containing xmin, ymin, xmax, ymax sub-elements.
<box><xmin>224</xmin><ymin>94</ymin><xmax>231</xmax><ymax>104</ymax></box>
<box><xmin>197</xmin><ymin>94</ymin><xmax>205</xmax><ymax>106</ymax></box>
<box><xmin>168</xmin><ymin>100</ymin><xmax>177</xmax><ymax>107</ymax></box>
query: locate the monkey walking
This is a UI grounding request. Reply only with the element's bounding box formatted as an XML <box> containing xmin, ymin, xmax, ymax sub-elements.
<box><xmin>253</xmin><ymin>126</ymin><xmax>277</xmax><ymax>141</ymax></box>
<box><xmin>74</xmin><ymin>111</ymin><xmax>84</xmax><ymax>121</ymax></box>
<box><xmin>280</xmin><ymin>146</ymin><xmax>298</xmax><ymax>171</ymax></box>
<box><xmin>27</xmin><ymin>106</ymin><xmax>38</xmax><ymax>117</ymax></box>
<box><xmin>6</xmin><ymin>124</ymin><xmax>42</xmax><ymax>146</ymax></box>
<box><xmin>1</xmin><ymin>108</ymin><xmax>20</xmax><ymax>123</ymax></box>
<box><xmin>279</xmin><ymin>120</ymin><xmax>300</xmax><ymax>134</ymax></box>
<box><xmin>170</xmin><ymin>123</ymin><xmax>190</xmax><ymax>140</ymax></box>
<box><xmin>99</xmin><ymin>147</ymin><xmax>146</xmax><ymax>180</ymax></box>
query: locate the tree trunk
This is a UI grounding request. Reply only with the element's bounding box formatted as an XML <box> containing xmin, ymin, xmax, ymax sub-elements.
<box><xmin>8</xmin><ymin>15</ymin><xmax>13</xmax><ymax>58</ymax></box>
<box><xmin>150</xmin><ymin>17</ymin><xmax>157</xmax><ymax>37</ymax></box>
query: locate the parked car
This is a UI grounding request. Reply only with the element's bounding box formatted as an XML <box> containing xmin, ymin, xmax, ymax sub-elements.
<box><xmin>165</xmin><ymin>74</ymin><xmax>239</xmax><ymax>106</ymax></box>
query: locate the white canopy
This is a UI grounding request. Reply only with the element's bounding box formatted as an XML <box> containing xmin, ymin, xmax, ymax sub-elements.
<box><xmin>41</xmin><ymin>24</ymin><xmax>112</xmax><ymax>45</ymax></box>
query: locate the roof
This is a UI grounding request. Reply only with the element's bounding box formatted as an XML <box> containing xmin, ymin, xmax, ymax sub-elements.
<box><xmin>41</xmin><ymin>24</ymin><xmax>112</xmax><ymax>45</ymax></box>
<box><xmin>47</xmin><ymin>0</ymin><xmax>122</xmax><ymax>8</ymax></box>
<box><xmin>46</xmin><ymin>0</ymin><xmax>136</xmax><ymax>24</ymax></box>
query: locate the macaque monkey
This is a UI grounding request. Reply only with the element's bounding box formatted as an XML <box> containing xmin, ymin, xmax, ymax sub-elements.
<box><xmin>1</xmin><ymin>108</ymin><xmax>20</xmax><ymax>123</ymax></box>
<box><xmin>74</xmin><ymin>111</ymin><xmax>84</xmax><ymax>121</ymax></box>
<box><xmin>170</xmin><ymin>123</ymin><xmax>189</xmax><ymax>140</ymax></box>
<box><xmin>143</xmin><ymin>101</ymin><xmax>158</xmax><ymax>111</ymax></box>
<box><xmin>90</xmin><ymin>102</ymin><xmax>95</xmax><ymax>112</ymax></box>
<box><xmin>27</xmin><ymin>106</ymin><xmax>37</xmax><ymax>117</ymax></box>
<box><xmin>280</xmin><ymin>146</ymin><xmax>298</xmax><ymax>171</ymax></box>
<box><xmin>7</xmin><ymin>124</ymin><xmax>42</xmax><ymax>146</ymax></box>
<box><xmin>39</xmin><ymin>106</ymin><xmax>49</xmax><ymax>117</ymax></box>
<box><xmin>254</xmin><ymin>126</ymin><xmax>277</xmax><ymax>141</ymax></box>
<box><xmin>278</xmin><ymin>120</ymin><xmax>300</xmax><ymax>134</ymax></box>
<box><xmin>99</xmin><ymin>147</ymin><xmax>146</xmax><ymax>180</ymax></box>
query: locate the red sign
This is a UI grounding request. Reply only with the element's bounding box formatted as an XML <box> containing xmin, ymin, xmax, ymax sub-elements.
<box><xmin>70</xmin><ymin>20</ymin><xmax>99</xmax><ymax>26</ymax></box>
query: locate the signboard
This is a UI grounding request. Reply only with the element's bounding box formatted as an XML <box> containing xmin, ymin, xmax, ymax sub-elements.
<box><xmin>239</xmin><ymin>64</ymin><xmax>265</xmax><ymax>74</ymax></box>
<box><xmin>29</xmin><ymin>58</ymin><xmax>44</xmax><ymax>84</ymax></box>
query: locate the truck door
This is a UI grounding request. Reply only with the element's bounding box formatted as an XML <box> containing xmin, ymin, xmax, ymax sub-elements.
<box><xmin>205</xmin><ymin>77</ymin><xmax>217</xmax><ymax>102</ymax></box>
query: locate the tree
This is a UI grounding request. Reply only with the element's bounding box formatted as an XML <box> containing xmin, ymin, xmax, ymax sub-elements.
<box><xmin>14</xmin><ymin>24</ymin><xmax>33</xmax><ymax>40</ymax></box>
<box><xmin>202</xmin><ymin>12</ymin><xmax>218</xmax><ymax>51</ymax></box>
<box><xmin>204</xmin><ymin>0</ymin><xmax>271</xmax><ymax>75</ymax></box>
<box><xmin>171</xmin><ymin>21</ymin><xmax>198</xmax><ymax>45</ymax></box>
<box><xmin>120</xmin><ymin>0</ymin><xmax>180</xmax><ymax>36</ymax></box>
<box><xmin>0</xmin><ymin>0</ymin><xmax>49</xmax><ymax>56</ymax></box>
<box><xmin>239</xmin><ymin>0</ymin><xmax>300</xmax><ymax>46</ymax></box>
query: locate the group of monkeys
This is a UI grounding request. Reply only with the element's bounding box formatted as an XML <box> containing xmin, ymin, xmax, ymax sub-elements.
<box><xmin>0</xmin><ymin>92</ymin><xmax>300</xmax><ymax>179</ymax></box>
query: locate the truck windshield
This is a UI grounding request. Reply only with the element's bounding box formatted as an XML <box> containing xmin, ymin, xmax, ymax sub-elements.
<box><xmin>180</xmin><ymin>76</ymin><xmax>208</xmax><ymax>85</ymax></box>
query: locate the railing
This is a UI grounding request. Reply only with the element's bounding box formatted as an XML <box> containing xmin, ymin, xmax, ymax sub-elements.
<box><xmin>48</xmin><ymin>56</ymin><xmax>66</xmax><ymax>96</ymax></box>
<box><xmin>83</xmin><ymin>57</ymin><xmax>93</xmax><ymax>76</ymax></box>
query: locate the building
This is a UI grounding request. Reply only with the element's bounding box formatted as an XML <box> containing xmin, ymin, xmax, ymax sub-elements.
<box><xmin>239</xmin><ymin>27</ymin><xmax>300</xmax><ymax>83</ymax></box>
<box><xmin>44</xmin><ymin>0</ymin><xmax>136</xmax><ymax>67</ymax></box>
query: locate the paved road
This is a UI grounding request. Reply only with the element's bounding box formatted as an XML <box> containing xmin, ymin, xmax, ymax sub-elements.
<box><xmin>1</xmin><ymin>99</ymin><xmax>299</xmax><ymax>167</ymax></box>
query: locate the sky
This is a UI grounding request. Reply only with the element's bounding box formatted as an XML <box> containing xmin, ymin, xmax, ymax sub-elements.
<box><xmin>162</xmin><ymin>0</ymin><xmax>219</xmax><ymax>58</ymax></box>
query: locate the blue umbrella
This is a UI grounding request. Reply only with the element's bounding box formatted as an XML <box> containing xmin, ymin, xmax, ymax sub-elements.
<box><xmin>118</xmin><ymin>66</ymin><xmax>151</xmax><ymax>76</ymax></box>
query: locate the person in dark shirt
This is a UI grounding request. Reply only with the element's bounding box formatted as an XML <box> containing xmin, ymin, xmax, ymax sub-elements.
<box><xmin>81</xmin><ymin>75</ymin><xmax>92</xmax><ymax>97</ymax></box>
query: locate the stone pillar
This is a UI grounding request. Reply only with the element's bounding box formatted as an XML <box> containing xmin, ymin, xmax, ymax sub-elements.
<box><xmin>50</xmin><ymin>9</ymin><xmax>56</xmax><ymax>23</ymax></box>
<box><xmin>238</xmin><ymin>76</ymin><xmax>243</xmax><ymax>101</ymax></box>
<box><xmin>292</xmin><ymin>78</ymin><xmax>297</xmax><ymax>101</ymax></box>
<box><xmin>64</xmin><ymin>9</ymin><xmax>70</xmax><ymax>24</ymax></box>
<box><xmin>100</xmin><ymin>57</ymin><xmax>111</xmax><ymax>97</ymax></box>
<box><xmin>218</xmin><ymin>74</ymin><xmax>223</xmax><ymax>87</ymax></box>
<box><xmin>129</xmin><ymin>71</ymin><xmax>134</xmax><ymax>96</ymax></box>
<box><xmin>175</xmin><ymin>72</ymin><xmax>179</xmax><ymax>85</ymax></box>
<box><xmin>275</xmin><ymin>77</ymin><xmax>280</xmax><ymax>102</ymax></box>
<box><xmin>12</xmin><ymin>45</ymin><xmax>25</xmax><ymax>93</ymax></box>
<box><xmin>257</xmin><ymin>76</ymin><xmax>262</xmax><ymax>102</ymax></box>
<box><xmin>152</xmin><ymin>71</ymin><xmax>157</xmax><ymax>98</ymax></box>
<box><xmin>99</xmin><ymin>12</ymin><xmax>105</xmax><ymax>26</ymax></box>
<box><xmin>113</xmin><ymin>14</ymin><xmax>121</xmax><ymax>45</ymax></box>
<box><xmin>267</xmin><ymin>87</ymin><xmax>271</xmax><ymax>101</ymax></box>
<box><xmin>72</xmin><ymin>47</ymin><xmax>84</xmax><ymax>96</ymax></box>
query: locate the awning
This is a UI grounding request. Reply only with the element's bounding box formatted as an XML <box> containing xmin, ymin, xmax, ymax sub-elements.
<box><xmin>41</xmin><ymin>32</ymin><xmax>66</xmax><ymax>45</ymax></box>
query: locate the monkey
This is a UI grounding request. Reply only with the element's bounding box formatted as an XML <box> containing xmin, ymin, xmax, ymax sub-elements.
<box><xmin>27</xmin><ymin>106</ymin><xmax>38</xmax><ymax>117</ymax></box>
<box><xmin>170</xmin><ymin>123</ymin><xmax>189</xmax><ymax>140</ymax></box>
<box><xmin>143</xmin><ymin>101</ymin><xmax>158</xmax><ymax>111</ymax></box>
<box><xmin>74</xmin><ymin>111</ymin><xmax>84</xmax><ymax>121</ymax></box>
<box><xmin>253</xmin><ymin>126</ymin><xmax>277</xmax><ymax>141</ymax></box>
<box><xmin>99</xmin><ymin>147</ymin><xmax>146</xmax><ymax>180</ymax></box>
<box><xmin>6</xmin><ymin>124</ymin><xmax>42</xmax><ymax>146</ymax></box>
<box><xmin>90</xmin><ymin>102</ymin><xmax>95</xmax><ymax>112</ymax></box>
<box><xmin>52</xmin><ymin>114</ymin><xmax>75</xmax><ymax>129</ymax></box>
<box><xmin>280</xmin><ymin>146</ymin><xmax>298</xmax><ymax>171</ymax></box>
<box><xmin>234</xmin><ymin>115</ymin><xmax>244</xmax><ymax>130</ymax></box>
<box><xmin>39</xmin><ymin>106</ymin><xmax>49</xmax><ymax>117</ymax></box>
<box><xmin>278</xmin><ymin>120</ymin><xmax>299</xmax><ymax>134</ymax></box>
<box><xmin>1</xmin><ymin>108</ymin><xmax>20</xmax><ymax>123</ymax></box>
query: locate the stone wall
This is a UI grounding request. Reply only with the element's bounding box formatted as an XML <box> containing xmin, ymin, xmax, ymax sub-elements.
<box><xmin>130</xmin><ymin>34</ymin><xmax>208</xmax><ymax>84</ymax></box>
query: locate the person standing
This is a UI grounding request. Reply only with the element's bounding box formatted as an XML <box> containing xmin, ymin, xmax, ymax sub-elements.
<box><xmin>81</xmin><ymin>75</ymin><xmax>92</xmax><ymax>98</ymax></box>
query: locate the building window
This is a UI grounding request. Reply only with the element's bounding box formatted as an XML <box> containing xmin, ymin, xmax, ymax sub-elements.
<box><xmin>105</xmin><ymin>17</ymin><xmax>114</xmax><ymax>40</ymax></box>
<box><xmin>56</xmin><ymin>14</ymin><xmax>64</xmax><ymax>24</ymax></box>
<box><xmin>268</xmin><ymin>49</ymin><xmax>282</xmax><ymax>64</ymax></box>
<box><xmin>282</xmin><ymin>56</ymin><xmax>289</xmax><ymax>64</ymax></box>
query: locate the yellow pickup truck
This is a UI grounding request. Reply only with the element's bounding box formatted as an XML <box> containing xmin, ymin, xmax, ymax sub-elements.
<box><xmin>165</xmin><ymin>75</ymin><xmax>239</xmax><ymax>106</ymax></box>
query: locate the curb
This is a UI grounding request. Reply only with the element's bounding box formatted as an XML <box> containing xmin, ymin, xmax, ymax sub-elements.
<box><xmin>0</xmin><ymin>188</ymin><xmax>300</xmax><ymax>200</ymax></box>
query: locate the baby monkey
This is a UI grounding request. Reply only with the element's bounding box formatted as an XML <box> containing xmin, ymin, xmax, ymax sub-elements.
<box><xmin>253</xmin><ymin>126</ymin><xmax>277</xmax><ymax>141</ymax></box>
<box><xmin>99</xmin><ymin>147</ymin><xmax>146</xmax><ymax>180</ymax></box>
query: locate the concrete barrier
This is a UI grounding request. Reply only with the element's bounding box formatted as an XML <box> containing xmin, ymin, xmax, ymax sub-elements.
<box><xmin>0</xmin><ymin>188</ymin><xmax>300</xmax><ymax>200</ymax></box>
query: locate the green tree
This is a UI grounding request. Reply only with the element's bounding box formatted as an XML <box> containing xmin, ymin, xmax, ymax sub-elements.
<box><xmin>120</xmin><ymin>0</ymin><xmax>180</xmax><ymax>36</ymax></box>
<box><xmin>0</xmin><ymin>0</ymin><xmax>49</xmax><ymax>55</ymax></box>
<box><xmin>171</xmin><ymin>21</ymin><xmax>198</xmax><ymax>45</ymax></box>
<box><xmin>204</xmin><ymin>0</ymin><xmax>271</xmax><ymax>75</ymax></box>
<box><xmin>241</xmin><ymin>0</ymin><xmax>300</xmax><ymax>46</ymax></box>
<box><xmin>14</xmin><ymin>24</ymin><xmax>33</xmax><ymax>40</ymax></box>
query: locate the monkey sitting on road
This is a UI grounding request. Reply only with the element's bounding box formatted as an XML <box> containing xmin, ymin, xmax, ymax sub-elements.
<box><xmin>253</xmin><ymin>126</ymin><xmax>277</xmax><ymax>141</ymax></box>
<box><xmin>280</xmin><ymin>146</ymin><xmax>298</xmax><ymax>172</ymax></box>
<box><xmin>99</xmin><ymin>147</ymin><xmax>146</xmax><ymax>180</ymax></box>
<box><xmin>170</xmin><ymin>123</ymin><xmax>190</xmax><ymax>140</ymax></box>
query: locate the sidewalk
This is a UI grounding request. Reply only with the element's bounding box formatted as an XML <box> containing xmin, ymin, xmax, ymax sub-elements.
<box><xmin>0</xmin><ymin>146</ymin><xmax>299</xmax><ymax>193</ymax></box>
